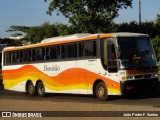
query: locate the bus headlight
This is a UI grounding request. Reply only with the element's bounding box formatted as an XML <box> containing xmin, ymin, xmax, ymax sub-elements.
<box><xmin>152</xmin><ymin>74</ymin><xmax>158</xmax><ymax>77</ymax></box>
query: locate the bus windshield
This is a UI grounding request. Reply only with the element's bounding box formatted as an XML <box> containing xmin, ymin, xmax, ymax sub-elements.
<box><xmin>117</xmin><ymin>37</ymin><xmax>157</xmax><ymax>69</ymax></box>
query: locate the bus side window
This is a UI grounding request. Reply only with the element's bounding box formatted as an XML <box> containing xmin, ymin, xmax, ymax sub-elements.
<box><xmin>16</xmin><ymin>51</ymin><xmax>20</xmax><ymax>63</ymax></box>
<box><xmin>42</xmin><ymin>48</ymin><xmax>45</xmax><ymax>61</ymax></box>
<box><xmin>67</xmin><ymin>44</ymin><xmax>77</xmax><ymax>58</ymax></box>
<box><xmin>56</xmin><ymin>46</ymin><xmax>60</xmax><ymax>59</ymax></box>
<box><xmin>4</xmin><ymin>53</ymin><xmax>7</xmax><ymax>64</ymax></box>
<box><xmin>101</xmin><ymin>40</ymin><xmax>108</xmax><ymax>70</ymax></box>
<box><xmin>23</xmin><ymin>50</ymin><xmax>29</xmax><ymax>62</ymax></box>
<box><xmin>29</xmin><ymin>49</ymin><xmax>32</xmax><ymax>62</ymax></box>
<box><xmin>5</xmin><ymin>52</ymin><xmax>11</xmax><ymax>64</ymax></box>
<box><xmin>81</xmin><ymin>43</ymin><xmax>85</xmax><ymax>57</ymax></box>
<box><xmin>78</xmin><ymin>43</ymin><xmax>82</xmax><ymax>57</ymax></box>
<box><xmin>50</xmin><ymin>46</ymin><xmax>57</xmax><ymax>60</ymax></box>
<box><xmin>84</xmin><ymin>41</ymin><xmax>96</xmax><ymax>56</ymax></box>
<box><xmin>93</xmin><ymin>41</ymin><xmax>97</xmax><ymax>56</ymax></box>
<box><xmin>79</xmin><ymin>41</ymin><xmax>96</xmax><ymax>57</ymax></box>
<box><xmin>10</xmin><ymin>52</ymin><xmax>14</xmax><ymax>63</ymax></box>
<box><xmin>61</xmin><ymin>45</ymin><xmax>67</xmax><ymax>59</ymax></box>
<box><xmin>107</xmin><ymin>44</ymin><xmax>118</xmax><ymax>73</ymax></box>
<box><xmin>20</xmin><ymin>51</ymin><xmax>23</xmax><ymax>62</ymax></box>
<box><xmin>32</xmin><ymin>49</ymin><xmax>36</xmax><ymax>61</ymax></box>
<box><xmin>45</xmin><ymin>47</ymin><xmax>50</xmax><ymax>60</ymax></box>
<box><xmin>35</xmin><ymin>48</ymin><xmax>42</xmax><ymax>61</ymax></box>
<box><xmin>74</xmin><ymin>44</ymin><xmax>77</xmax><ymax>58</ymax></box>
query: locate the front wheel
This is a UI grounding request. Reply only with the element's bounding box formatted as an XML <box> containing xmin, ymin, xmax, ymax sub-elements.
<box><xmin>37</xmin><ymin>82</ymin><xmax>45</xmax><ymax>97</ymax></box>
<box><xmin>95</xmin><ymin>82</ymin><xmax>108</xmax><ymax>101</ymax></box>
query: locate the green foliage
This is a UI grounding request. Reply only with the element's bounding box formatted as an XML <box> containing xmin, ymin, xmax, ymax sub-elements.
<box><xmin>6</xmin><ymin>22</ymin><xmax>72</xmax><ymax>44</ymax></box>
<box><xmin>0</xmin><ymin>38</ymin><xmax>22</xmax><ymax>46</ymax></box>
<box><xmin>6</xmin><ymin>25</ymin><xmax>30</xmax><ymax>33</ymax></box>
<box><xmin>158</xmin><ymin>64</ymin><xmax>160</xmax><ymax>71</ymax></box>
<box><xmin>155</xmin><ymin>14</ymin><xmax>160</xmax><ymax>25</ymax></box>
<box><xmin>25</xmin><ymin>22</ymin><xmax>58</xmax><ymax>44</ymax></box>
<box><xmin>25</xmin><ymin>22</ymin><xmax>73</xmax><ymax>44</ymax></box>
<box><xmin>116</xmin><ymin>21</ymin><xmax>157</xmax><ymax>38</ymax></box>
<box><xmin>152</xmin><ymin>36</ymin><xmax>160</xmax><ymax>61</ymax></box>
<box><xmin>44</xmin><ymin>0</ymin><xmax>132</xmax><ymax>33</ymax></box>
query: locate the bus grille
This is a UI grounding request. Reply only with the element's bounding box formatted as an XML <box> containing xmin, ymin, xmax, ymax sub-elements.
<box><xmin>134</xmin><ymin>74</ymin><xmax>152</xmax><ymax>79</ymax></box>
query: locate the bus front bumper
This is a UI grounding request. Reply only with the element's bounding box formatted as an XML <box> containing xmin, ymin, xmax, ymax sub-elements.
<box><xmin>120</xmin><ymin>78</ymin><xmax>159</xmax><ymax>94</ymax></box>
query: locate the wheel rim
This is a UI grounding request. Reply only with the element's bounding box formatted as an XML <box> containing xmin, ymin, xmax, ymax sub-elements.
<box><xmin>38</xmin><ymin>84</ymin><xmax>44</xmax><ymax>95</ymax></box>
<box><xmin>98</xmin><ymin>86</ymin><xmax>106</xmax><ymax>98</ymax></box>
<box><xmin>28</xmin><ymin>84</ymin><xmax>33</xmax><ymax>94</ymax></box>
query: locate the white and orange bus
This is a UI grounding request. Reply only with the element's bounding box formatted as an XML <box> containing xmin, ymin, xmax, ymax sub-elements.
<box><xmin>2</xmin><ymin>33</ymin><xmax>159</xmax><ymax>100</ymax></box>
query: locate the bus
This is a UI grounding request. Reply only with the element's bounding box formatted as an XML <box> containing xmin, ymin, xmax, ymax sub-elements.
<box><xmin>2</xmin><ymin>33</ymin><xmax>159</xmax><ymax>100</ymax></box>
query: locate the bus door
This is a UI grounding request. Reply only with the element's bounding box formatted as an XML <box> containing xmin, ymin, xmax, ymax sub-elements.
<box><xmin>107</xmin><ymin>43</ymin><xmax>118</xmax><ymax>80</ymax></box>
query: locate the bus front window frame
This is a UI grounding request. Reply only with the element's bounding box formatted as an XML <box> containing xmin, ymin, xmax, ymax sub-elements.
<box><xmin>100</xmin><ymin>38</ymin><xmax>118</xmax><ymax>73</ymax></box>
<box><xmin>117</xmin><ymin>37</ymin><xmax>157</xmax><ymax>70</ymax></box>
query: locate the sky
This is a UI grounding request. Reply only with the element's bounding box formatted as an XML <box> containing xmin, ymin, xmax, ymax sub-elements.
<box><xmin>0</xmin><ymin>0</ymin><xmax>160</xmax><ymax>38</ymax></box>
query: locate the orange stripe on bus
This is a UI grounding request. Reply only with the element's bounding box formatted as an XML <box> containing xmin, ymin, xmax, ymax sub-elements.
<box><xmin>2</xmin><ymin>65</ymin><xmax>120</xmax><ymax>90</ymax></box>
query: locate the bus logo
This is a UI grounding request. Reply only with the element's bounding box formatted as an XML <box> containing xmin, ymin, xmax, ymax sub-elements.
<box><xmin>44</xmin><ymin>64</ymin><xmax>60</xmax><ymax>71</ymax></box>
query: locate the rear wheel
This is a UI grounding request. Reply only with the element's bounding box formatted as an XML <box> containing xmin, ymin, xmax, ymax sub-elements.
<box><xmin>95</xmin><ymin>82</ymin><xmax>108</xmax><ymax>101</ymax></box>
<box><xmin>27</xmin><ymin>82</ymin><xmax>36</xmax><ymax>96</ymax></box>
<box><xmin>37</xmin><ymin>82</ymin><xmax>45</xmax><ymax>97</ymax></box>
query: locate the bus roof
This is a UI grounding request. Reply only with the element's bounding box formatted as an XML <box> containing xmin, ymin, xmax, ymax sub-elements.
<box><xmin>41</xmin><ymin>32</ymin><xmax>148</xmax><ymax>43</ymax></box>
<box><xmin>41</xmin><ymin>33</ymin><xmax>93</xmax><ymax>43</ymax></box>
<box><xmin>111</xmin><ymin>32</ymin><xmax>148</xmax><ymax>37</ymax></box>
<box><xmin>3</xmin><ymin>32</ymin><xmax>149</xmax><ymax>52</ymax></box>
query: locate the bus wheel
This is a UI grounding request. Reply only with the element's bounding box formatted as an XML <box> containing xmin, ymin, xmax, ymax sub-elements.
<box><xmin>27</xmin><ymin>82</ymin><xmax>36</xmax><ymax>96</ymax></box>
<box><xmin>95</xmin><ymin>82</ymin><xmax>108</xmax><ymax>101</ymax></box>
<box><xmin>37</xmin><ymin>82</ymin><xmax>45</xmax><ymax>97</ymax></box>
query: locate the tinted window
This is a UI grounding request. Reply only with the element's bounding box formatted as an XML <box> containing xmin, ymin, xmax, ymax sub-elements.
<box><xmin>67</xmin><ymin>44</ymin><xmax>77</xmax><ymax>58</ymax></box>
<box><xmin>79</xmin><ymin>41</ymin><xmax>96</xmax><ymax>57</ymax></box>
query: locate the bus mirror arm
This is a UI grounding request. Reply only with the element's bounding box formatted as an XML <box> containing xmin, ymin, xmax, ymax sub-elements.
<box><xmin>116</xmin><ymin>47</ymin><xmax>120</xmax><ymax>58</ymax></box>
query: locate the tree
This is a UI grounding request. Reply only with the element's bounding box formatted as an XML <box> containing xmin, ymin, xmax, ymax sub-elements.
<box><xmin>116</xmin><ymin>21</ymin><xmax>157</xmax><ymax>38</ymax></box>
<box><xmin>152</xmin><ymin>36</ymin><xmax>160</xmax><ymax>61</ymax></box>
<box><xmin>155</xmin><ymin>14</ymin><xmax>160</xmax><ymax>25</ymax></box>
<box><xmin>6</xmin><ymin>25</ymin><xmax>30</xmax><ymax>33</ymax></box>
<box><xmin>6</xmin><ymin>22</ymin><xmax>72</xmax><ymax>44</ymax></box>
<box><xmin>152</xmin><ymin>14</ymin><xmax>160</xmax><ymax>61</ymax></box>
<box><xmin>0</xmin><ymin>38</ymin><xmax>22</xmax><ymax>46</ymax></box>
<box><xmin>6</xmin><ymin>25</ymin><xmax>30</xmax><ymax>37</ymax></box>
<box><xmin>25</xmin><ymin>22</ymin><xmax>58</xmax><ymax>44</ymax></box>
<box><xmin>155</xmin><ymin>14</ymin><xmax>160</xmax><ymax>35</ymax></box>
<box><xmin>25</xmin><ymin>22</ymin><xmax>73</xmax><ymax>44</ymax></box>
<box><xmin>44</xmin><ymin>0</ymin><xmax>132</xmax><ymax>33</ymax></box>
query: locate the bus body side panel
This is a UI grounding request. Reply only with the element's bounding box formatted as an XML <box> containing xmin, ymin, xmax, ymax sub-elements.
<box><xmin>2</xmin><ymin>59</ymin><xmax>121</xmax><ymax>95</ymax></box>
<box><xmin>2</xmin><ymin>65</ymin><xmax>26</xmax><ymax>92</ymax></box>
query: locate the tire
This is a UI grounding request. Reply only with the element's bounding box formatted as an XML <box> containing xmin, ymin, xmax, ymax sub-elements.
<box><xmin>37</xmin><ymin>82</ymin><xmax>45</xmax><ymax>97</ymax></box>
<box><xmin>27</xmin><ymin>82</ymin><xmax>36</xmax><ymax>96</ymax></box>
<box><xmin>95</xmin><ymin>82</ymin><xmax>108</xmax><ymax>101</ymax></box>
